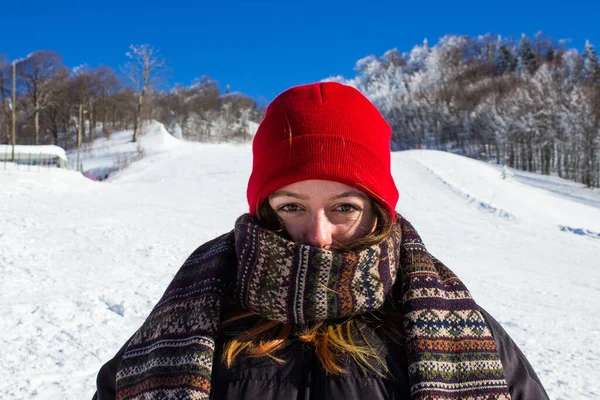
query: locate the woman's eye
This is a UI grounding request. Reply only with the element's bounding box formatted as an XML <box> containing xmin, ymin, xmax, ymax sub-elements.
<box><xmin>279</xmin><ymin>204</ymin><xmax>302</xmax><ymax>213</ymax></box>
<box><xmin>334</xmin><ymin>203</ymin><xmax>360</xmax><ymax>213</ymax></box>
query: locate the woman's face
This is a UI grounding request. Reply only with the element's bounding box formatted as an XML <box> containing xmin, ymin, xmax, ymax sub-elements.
<box><xmin>268</xmin><ymin>180</ymin><xmax>376</xmax><ymax>249</ymax></box>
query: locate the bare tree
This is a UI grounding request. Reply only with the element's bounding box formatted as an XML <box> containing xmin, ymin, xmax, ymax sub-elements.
<box><xmin>0</xmin><ymin>56</ymin><xmax>10</xmax><ymax>144</ymax></box>
<box><xmin>72</xmin><ymin>70</ymin><xmax>93</xmax><ymax>144</ymax></box>
<box><xmin>44</xmin><ymin>68</ymin><xmax>71</xmax><ymax>146</ymax></box>
<box><xmin>108</xmin><ymin>87</ymin><xmax>136</xmax><ymax>131</ymax></box>
<box><xmin>121</xmin><ymin>44</ymin><xmax>167</xmax><ymax>142</ymax></box>
<box><xmin>92</xmin><ymin>66</ymin><xmax>119</xmax><ymax>139</ymax></box>
<box><xmin>18</xmin><ymin>51</ymin><xmax>64</xmax><ymax>145</ymax></box>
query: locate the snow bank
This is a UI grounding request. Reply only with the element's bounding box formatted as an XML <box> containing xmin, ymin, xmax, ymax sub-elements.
<box><xmin>69</xmin><ymin>121</ymin><xmax>182</xmax><ymax>179</ymax></box>
<box><xmin>137</xmin><ymin>120</ymin><xmax>183</xmax><ymax>154</ymax></box>
<box><xmin>409</xmin><ymin>150</ymin><xmax>600</xmax><ymax>233</ymax></box>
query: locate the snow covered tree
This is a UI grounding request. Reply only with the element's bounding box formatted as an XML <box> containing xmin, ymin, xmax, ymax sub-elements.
<box><xmin>404</xmin><ymin>39</ymin><xmax>430</xmax><ymax>74</ymax></box>
<box><xmin>561</xmin><ymin>49</ymin><xmax>584</xmax><ymax>87</ymax></box>
<box><xmin>494</xmin><ymin>43</ymin><xmax>513</xmax><ymax>74</ymax></box>
<box><xmin>530</xmin><ymin>64</ymin><xmax>562</xmax><ymax>174</ymax></box>
<box><xmin>582</xmin><ymin>40</ymin><xmax>600</xmax><ymax>84</ymax></box>
<box><xmin>562</xmin><ymin>86</ymin><xmax>600</xmax><ymax>186</ymax></box>
<box><xmin>517</xmin><ymin>35</ymin><xmax>538</xmax><ymax>75</ymax></box>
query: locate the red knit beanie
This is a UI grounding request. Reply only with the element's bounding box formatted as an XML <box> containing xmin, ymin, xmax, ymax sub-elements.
<box><xmin>247</xmin><ymin>82</ymin><xmax>399</xmax><ymax>220</ymax></box>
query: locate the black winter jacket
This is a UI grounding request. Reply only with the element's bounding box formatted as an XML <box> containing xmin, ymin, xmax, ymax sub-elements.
<box><xmin>93</xmin><ymin>303</ymin><xmax>548</xmax><ymax>400</ymax></box>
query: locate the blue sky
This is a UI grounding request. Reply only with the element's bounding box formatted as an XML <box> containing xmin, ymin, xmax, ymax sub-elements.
<box><xmin>1</xmin><ymin>0</ymin><xmax>598</xmax><ymax>104</ymax></box>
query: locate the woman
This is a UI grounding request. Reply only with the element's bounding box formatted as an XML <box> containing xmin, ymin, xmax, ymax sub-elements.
<box><xmin>94</xmin><ymin>82</ymin><xmax>548</xmax><ymax>399</ymax></box>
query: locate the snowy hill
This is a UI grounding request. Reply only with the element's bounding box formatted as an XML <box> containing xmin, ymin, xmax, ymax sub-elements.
<box><xmin>410</xmin><ymin>150</ymin><xmax>600</xmax><ymax>234</ymax></box>
<box><xmin>68</xmin><ymin>121</ymin><xmax>183</xmax><ymax>178</ymax></box>
<box><xmin>1</xmin><ymin>135</ymin><xmax>599</xmax><ymax>399</ymax></box>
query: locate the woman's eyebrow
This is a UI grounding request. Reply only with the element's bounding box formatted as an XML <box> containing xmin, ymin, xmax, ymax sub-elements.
<box><xmin>331</xmin><ymin>191</ymin><xmax>368</xmax><ymax>200</ymax></box>
<box><xmin>269</xmin><ymin>190</ymin><xmax>309</xmax><ymax>200</ymax></box>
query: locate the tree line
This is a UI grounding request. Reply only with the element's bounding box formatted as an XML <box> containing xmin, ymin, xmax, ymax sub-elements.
<box><xmin>342</xmin><ymin>33</ymin><xmax>600</xmax><ymax>188</ymax></box>
<box><xmin>0</xmin><ymin>45</ymin><xmax>263</xmax><ymax>155</ymax></box>
<box><xmin>5</xmin><ymin>35</ymin><xmax>600</xmax><ymax>188</ymax></box>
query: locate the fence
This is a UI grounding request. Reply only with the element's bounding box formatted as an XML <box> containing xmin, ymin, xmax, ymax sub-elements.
<box><xmin>81</xmin><ymin>150</ymin><xmax>146</xmax><ymax>181</ymax></box>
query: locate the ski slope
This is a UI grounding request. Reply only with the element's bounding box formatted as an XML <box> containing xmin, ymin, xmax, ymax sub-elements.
<box><xmin>1</xmin><ymin>130</ymin><xmax>599</xmax><ymax>399</ymax></box>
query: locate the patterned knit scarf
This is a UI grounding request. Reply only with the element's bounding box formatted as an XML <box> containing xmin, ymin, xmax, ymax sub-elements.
<box><xmin>115</xmin><ymin>215</ymin><xmax>510</xmax><ymax>400</ymax></box>
<box><xmin>233</xmin><ymin>214</ymin><xmax>401</xmax><ymax>324</ymax></box>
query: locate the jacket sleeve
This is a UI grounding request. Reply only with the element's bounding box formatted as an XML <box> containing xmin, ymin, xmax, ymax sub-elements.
<box><xmin>91</xmin><ymin>338</ymin><xmax>130</xmax><ymax>400</ymax></box>
<box><xmin>479</xmin><ymin>307</ymin><xmax>549</xmax><ymax>400</ymax></box>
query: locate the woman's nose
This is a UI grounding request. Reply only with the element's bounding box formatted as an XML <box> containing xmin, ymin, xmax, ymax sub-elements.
<box><xmin>304</xmin><ymin>212</ymin><xmax>333</xmax><ymax>249</ymax></box>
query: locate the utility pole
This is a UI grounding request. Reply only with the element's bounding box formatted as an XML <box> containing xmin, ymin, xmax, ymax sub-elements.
<box><xmin>11</xmin><ymin>60</ymin><xmax>16</xmax><ymax>162</ymax></box>
<box><xmin>77</xmin><ymin>103</ymin><xmax>83</xmax><ymax>171</ymax></box>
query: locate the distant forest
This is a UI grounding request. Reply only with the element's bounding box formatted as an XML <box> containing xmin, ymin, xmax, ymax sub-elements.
<box><xmin>335</xmin><ymin>33</ymin><xmax>600</xmax><ymax>188</ymax></box>
<box><xmin>2</xmin><ymin>33</ymin><xmax>600</xmax><ymax>187</ymax></box>
<box><xmin>0</xmin><ymin>45</ymin><xmax>264</xmax><ymax>151</ymax></box>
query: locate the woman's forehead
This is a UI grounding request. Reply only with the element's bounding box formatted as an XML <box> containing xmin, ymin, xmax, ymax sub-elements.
<box><xmin>270</xmin><ymin>180</ymin><xmax>369</xmax><ymax>201</ymax></box>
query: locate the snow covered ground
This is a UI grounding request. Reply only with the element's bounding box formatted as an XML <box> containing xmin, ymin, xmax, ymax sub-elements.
<box><xmin>1</xmin><ymin>128</ymin><xmax>599</xmax><ymax>399</ymax></box>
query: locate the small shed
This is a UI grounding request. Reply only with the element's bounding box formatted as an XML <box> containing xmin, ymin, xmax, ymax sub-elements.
<box><xmin>0</xmin><ymin>144</ymin><xmax>68</xmax><ymax>168</ymax></box>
